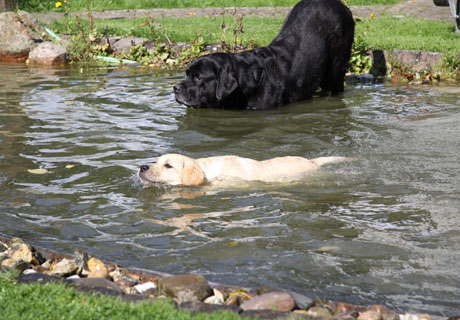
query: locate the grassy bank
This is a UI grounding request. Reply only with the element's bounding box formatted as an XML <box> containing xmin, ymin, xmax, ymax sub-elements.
<box><xmin>50</xmin><ymin>14</ymin><xmax>460</xmax><ymax>58</ymax></box>
<box><xmin>37</xmin><ymin>0</ymin><xmax>460</xmax><ymax>76</ymax></box>
<box><xmin>0</xmin><ymin>271</ymin><xmax>244</xmax><ymax>320</ymax></box>
<box><xmin>20</xmin><ymin>0</ymin><xmax>403</xmax><ymax>12</ymax></box>
<box><xmin>55</xmin><ymin>16</ymin><xmax>460</xmax><ymax>52</ymax></box>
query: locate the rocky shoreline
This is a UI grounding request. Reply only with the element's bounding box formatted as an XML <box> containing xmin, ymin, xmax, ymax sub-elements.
<box><xmin>0</xmin><ymin>235</ymin><xmax>458</xmax><ymax>320</ymax></box>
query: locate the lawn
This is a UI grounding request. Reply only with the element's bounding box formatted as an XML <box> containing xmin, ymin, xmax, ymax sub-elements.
<box><xmin>20</xmin><ymin>0</ymin><xmax>404</xmax><ymax>12</ymax></box>
<box><xmin>0</xmin><ymin>271</ymin><xmax>245</xmax><ymax>320</ymax></box>
<box><xmin>51</xmin><ymin>15</ymin><xmax>460</xmax><ymax>55</ymax></box>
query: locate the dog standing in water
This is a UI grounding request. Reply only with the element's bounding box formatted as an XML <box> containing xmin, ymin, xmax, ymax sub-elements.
<box><xmin>173</xmin><ymin>0</ymin><xmax>355</xmax><ymax>109</ymax></box>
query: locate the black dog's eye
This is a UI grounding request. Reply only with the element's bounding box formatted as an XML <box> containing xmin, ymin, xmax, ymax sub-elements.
<box><xmin>164</xmin><ymin>163</ymin><xmax>173</xmax><ymax>169</ymax></box>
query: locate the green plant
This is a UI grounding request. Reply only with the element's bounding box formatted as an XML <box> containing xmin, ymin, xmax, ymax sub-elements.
<box><xmin>349</xmin><ymin>35</ymin><xmax>372</xmax><ymax>74</ymax></box>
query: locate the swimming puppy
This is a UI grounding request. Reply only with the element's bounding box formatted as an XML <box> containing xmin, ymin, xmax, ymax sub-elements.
<box><xmin>138</xmin><ymin>153</ymin><xmax>348</xmax><ymax>187</ymax></box>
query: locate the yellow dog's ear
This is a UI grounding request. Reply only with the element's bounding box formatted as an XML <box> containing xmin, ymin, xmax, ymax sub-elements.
<box><xmin>181</xmin><ymin>160</ymin><xmax>205</xmax><ymax>186</ymax></box>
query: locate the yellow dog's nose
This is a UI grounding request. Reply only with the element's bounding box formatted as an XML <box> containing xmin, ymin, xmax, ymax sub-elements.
<box><xmin>139</xmin><ymin>165</ymin><xmax>150</xmax><ymax>173</ymax></box>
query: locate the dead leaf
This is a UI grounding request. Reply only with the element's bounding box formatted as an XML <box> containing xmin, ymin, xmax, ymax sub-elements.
<box><xmin>28</xmin><ymin>168</ymin><xmax>49</xmax><ymax>175</ymax></box>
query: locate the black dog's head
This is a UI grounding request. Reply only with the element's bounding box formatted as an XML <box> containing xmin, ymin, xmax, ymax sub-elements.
<box><xmin>174</xmin><ymin>53</ymin><xmax>239</xmax><ymax>108</ymax></box>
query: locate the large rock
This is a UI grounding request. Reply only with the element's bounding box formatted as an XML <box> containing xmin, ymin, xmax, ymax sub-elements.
<box><xmin>385</xmin><ymin>50</ymin><xmax>443</xmax><ymax>73</ymax></box>
<box><xmin>158</xmin><ymin>274</ymin><xmax>213</xmax><ymax>303</ymax></box>
<box><xmin>68</xmin><ymin>277</ymin><xmax>123</xmax><ymax>296</ymax></box>
<box><xmin>110</xmin><ymin>36</ymin><xmax>151</xmax><ymax>55</ymax></box>
<box><xmin>0</xmin><ymin>11</ymin><xmax>43</xmax><ymax>62</ymax></box>
<box><xmin>29</xmin><ymin>42</ymin><xmax>69</xmax><ymax>65</ymax></box>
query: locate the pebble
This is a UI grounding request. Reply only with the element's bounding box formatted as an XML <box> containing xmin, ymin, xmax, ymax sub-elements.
<box><xmin>44</xmin><ymin>258</ymin><xmax>78</xmax><ymax>277</ymax></box>
<box><xmin>2</xmin><ymin>259</ymin><xmax>32</xmax><ymax>272</ymax></box>
<box><xmin>109</xmin><ymin>269</ymin><xmax>139</xmax><ymax>288</ymax></box>
<box><xmin>358</xmin><ymin>310</ymin><xmax>383</xmax><ymax>320</ymax></box>
<box><xmin>226</xmin><ymin>290</ymin><xmax>252</xmax><ymax>306</ymax></box>
<box><xmin>22</xmin><ymin>269</ymin><xmax>37</xmax><ymax>275</ymax></box>
<box><xmin>213</xmin><ymin>288</ymin><xmax>227</xmax><ymax>302</ymax></box>
<box><xmin>400</xmin><ymin>314</ymin><xmax>432</xmax><ymax>320</ymax></box>
<box><xmin>134</xmin><ymin>281</ymin><xmax>157</xmax><ymax>295</ymax></box>
<box><xmin>370</xmin><ymin>305</ymin><xmax>399</xmax><ymax>320</ymax></box>
<box><xmin>240</xmin><ymin>291</ymin><xmax>296</xmax><ymax>312</ymax></box>
<box><xmin>305</xmin><ymin>306</ymin><xmax>332</xmax><ymax>319</ymax></box>
<box><xmin>337</xmin><ymin>303</ymin><xmax>360</xmax><ymax>313</ymax></box>
<box><xmin>87</xmin><ymin>257</ymin><xmax>109</xmax><ymax>279</ymax></box>
<box><xmin>11</xmin><ymin>243</ymin><xmax>33</xmax><ymax>263</ymax></box>
<box><xmin>225</xmin><ymin>293</ymin><xmax>241</xmax><ymax>306</ymax></box>
<box><xmin>73</xmin><ymin>249</ymin><xmax>89</xmax><ymax>275</ymax></box>
<box><xmin>204</xmin><ymin>295</ymin><xmax>224</xmax><ymax>305</ymax></box>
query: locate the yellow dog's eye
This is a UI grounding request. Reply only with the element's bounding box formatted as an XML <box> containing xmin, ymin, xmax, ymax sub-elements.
<box><xmin>164</xmin><ymin>163</ymin><xmax>173</xmax><ymax>169</ymax></box>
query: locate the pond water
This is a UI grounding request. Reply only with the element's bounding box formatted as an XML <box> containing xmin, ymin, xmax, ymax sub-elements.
<box><xmin>1</xmin><ymin>63</ymin><xmax>460</xmax><ymax>315</ymax></box>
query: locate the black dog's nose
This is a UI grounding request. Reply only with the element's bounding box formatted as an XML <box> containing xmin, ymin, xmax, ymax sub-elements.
<box><xmin>173</xmin><ymin>85</ymin><xmax>180</xmax><ymax>94</ymax></box>
<box><xmin>139</xmin><ymin>165</ymin><xmax>150</xmax><ymax>173</ymax></box>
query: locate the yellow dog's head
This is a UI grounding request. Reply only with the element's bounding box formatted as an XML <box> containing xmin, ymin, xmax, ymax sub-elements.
<box><xmin>138</xmin><ymin>154</ymin><xmax>206</xmax><ymax>187</ymax></box>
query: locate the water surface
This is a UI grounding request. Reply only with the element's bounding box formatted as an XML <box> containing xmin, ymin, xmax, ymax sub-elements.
<box><xmin>1</xmin><ymin>64</ymin><xmax>460</xmax><ymax>315</ymax></box>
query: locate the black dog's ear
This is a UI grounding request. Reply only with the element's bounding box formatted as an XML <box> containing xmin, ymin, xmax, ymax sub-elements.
<box><xmin>216</xmin><ymin>65</ymin><xmax>238</xmax><ymax>101</ymax></box>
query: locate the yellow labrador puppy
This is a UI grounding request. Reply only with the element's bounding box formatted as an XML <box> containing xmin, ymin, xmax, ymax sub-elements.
<box><xmin>138</xmin><ymin>153</ymin><xmax>348</xmax><ymax>187</ymax></box>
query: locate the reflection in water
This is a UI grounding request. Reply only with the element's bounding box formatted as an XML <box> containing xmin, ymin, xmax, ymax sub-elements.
<box><xmin>1</xmin><ymin>63</ymin><xmax>460</xmax><ymax>315</ymax></box>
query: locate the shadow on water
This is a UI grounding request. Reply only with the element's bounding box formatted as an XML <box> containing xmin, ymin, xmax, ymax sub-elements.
<box><xmin>1</xmin><ymin>64</ymin><xmax>460</xmax><ymax>315</ymax></box>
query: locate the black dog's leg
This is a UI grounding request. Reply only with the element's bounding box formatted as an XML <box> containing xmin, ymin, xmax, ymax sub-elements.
<box><xmin>321</xmin><ymin>25</ymin><xmax>354</xmax><ymax>94</ymax></box>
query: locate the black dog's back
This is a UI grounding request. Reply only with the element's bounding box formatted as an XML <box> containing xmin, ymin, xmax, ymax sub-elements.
<box><xmin>270</xmin><ymin>0</ymin><xmax>355</xmax><ymax>95</ymax></box>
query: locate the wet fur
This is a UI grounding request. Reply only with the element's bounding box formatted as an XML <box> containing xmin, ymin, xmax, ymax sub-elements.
<box><xmin>138</xmin><ymin>153</ymin><xmax>349</xmax><ymax>187</ymax></box>
<box><xmin>174</xmin><ymin>0</ymin><xmax>355</xmax><ymax>109</ymax></box>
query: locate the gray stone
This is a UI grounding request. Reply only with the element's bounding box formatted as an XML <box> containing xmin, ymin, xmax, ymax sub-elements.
<box><xmin>134</xmin><ymin>281</ymin><xmax>157</xmax><ymax>296</ymax></box>
<box><xmin>358</xmin><ymin>310</ymin><xmax>383</xmax><ymax>320</ymax></box>
<box><xmin>73</xmin><ymin>249</ymin><xmax>89</xmax><ymax>275</ymax></box>
<box><xmin>158</xmin><ymin>274</ymin><xmax>213</xmax><ymax>303</ymax></box>
<box><xmin>68</xmin><ymin>277</ymin><xmax>123</xmax><ymax>295</ymax></box>
<box><xmin>17</xmin><ymin>272</ymin><xmax>66</xmax><ymax>285</ymax></box>
<box><xmin>305</xmin><ymin>306</ymin><xmax>332</xmax><ymax>319</ymax></box>
<box><xmin>44</xmin><ymin>258</ymin><xmax>78</xmax><ymax>277</ymax></box>
<box><xmin>385</xmin><ymin>50</ymin><xmax>443</xmax><ymax>73</ymax></box>
<box><xmin>0</xmin><ymin>11</ymin><xmax>43</xmax><ymax>62</ymax></box>
<box><xmin>204</xmin><ymin>295</ymin><xmax>224</xmax><ymax>305</ymax></box>
<box><xmin>29</xmin><ymin>41</ymin><xmax>69</xmax><ymax>65</ymax></box>
<box><xmin>370</xmin><ymin>305</ymin><xmax>399</xmax><ymax>320</ymax></box>
<box><xmin>286</xmin><ymin>291</ymin><xmax>314</xmax><ymax>310</ymax></box>
<box><xmin>240</xmin><ymin>291</ymin><xmax>296</xmax><ymax>312</ymax></box>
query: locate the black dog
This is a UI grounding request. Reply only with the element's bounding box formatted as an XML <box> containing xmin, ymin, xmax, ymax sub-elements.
<box><xmin>174</xmin><ymin>0</ymin><xmax>354</xmax><ymax>110</ymax></box>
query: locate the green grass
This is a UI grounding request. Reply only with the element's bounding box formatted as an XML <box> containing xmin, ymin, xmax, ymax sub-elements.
<box><xmin>357</xmin><ymin>16</ymin><xmax>460</xmax><ymax>54</ymax></box>
<box><xmin>19</xmin><ymin>0</ymin><xmax>403</xmax><ymax>12</ymax></box>
<box><xmin>52</xmin><ymin>16</ymin><xmax>285</xmax><ymax>47</ymax></box>
<box><xmin>0</xmin><ymin>271</ymin><xmax>245</xmax><ymax>320</ymax></box>
<box><xmin>51</xmin><ymin>15</ymin><xmax>460</xmax><ymax>55</ymax></box>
